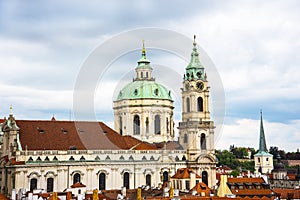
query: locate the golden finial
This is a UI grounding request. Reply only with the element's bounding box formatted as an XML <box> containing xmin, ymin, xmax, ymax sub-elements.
<box><xmin>142</xmin><ymin>39</ymin><xmax>146</xmax><ymax>53</ymax></box>
<box><xmin>9</xmin><ymin>105</ymin><xmax>13</xmax><ymax>115</ymax></box>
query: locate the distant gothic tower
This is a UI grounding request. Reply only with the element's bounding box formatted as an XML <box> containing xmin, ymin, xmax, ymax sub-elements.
<box><xmin>178</xmin><ymin>36</ymin><xmax>216</xmax><ymax>187</ymax></box>
<box><xmin>254</xmin><ymin>112</ymin><xmax>273</xmax><ymax>174</ymax></box>
<box><xmin>113</xmin><ymin>42</ymin><xmax>174</xmax><ymax>143</ymax></box>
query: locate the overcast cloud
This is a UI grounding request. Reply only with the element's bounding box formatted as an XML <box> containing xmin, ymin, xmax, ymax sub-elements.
<box><xmin>0</xmin><ymin>0</ymin><xmax>299</xmax><ymax>151</ymax></box>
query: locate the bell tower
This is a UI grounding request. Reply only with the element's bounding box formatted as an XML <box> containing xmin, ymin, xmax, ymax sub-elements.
<box><xmin>178</xmin><ymin>36</ymin><xmax>216</xmax><ymax>187</ymax></box>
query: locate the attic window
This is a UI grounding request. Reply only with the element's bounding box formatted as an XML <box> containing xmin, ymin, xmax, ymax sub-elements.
<box><xmin>69</xmin><ymin>156</ymin><xmax>75</xmax><ymax>161</ymax></box>
<box><xmin>28</xmin><ymin>157</ymin><xmax>33</xmax><ymax>162</ymax></box>
<box><xmin>95</xmin><ymin>156</ymin><xmax>100</xmax><ymax>161</ymax></box>
<box><xmin>80</xmin><ymin>156</ymin><xmax>85</xmax><ymax>161</ymax></box>
<box><xmin>69</xmin><ymin>146</ymin><xmax>76</xmax><ymax>150</ymax></box>
<box><xmin>61</xmin><ymin>128</ymin><xmax>68</xmax><ymax>134</ymax></box>
<box><xmin>154</xmin><ymin>88</ymin><xmax>159</xmax><ymax>96</ymax></box>
<box><xmin>129</xmin><ymin>155</ymin><xmax>134</xmax><ymax>161</ymax></box>
<box><xmin>77</xmin><ymin>128</ymin><xmax>84</xmax><ymax>134</ymax></box>
<box><xmin>37</xmin><ymin>127</ymin><xmax>44</xmax><ymax>134</ymax></box>
<box><xmin>134</xmin><ymin>89</ymin><xmax>138</xmax><ymax>96</ymax></box>
<box><xmin>53</xmin><ymin>156</ymin><xmax>58</xmax><ymax>161</ymax></box>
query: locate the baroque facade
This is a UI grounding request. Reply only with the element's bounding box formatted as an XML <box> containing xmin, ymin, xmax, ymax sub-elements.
<box><xmin>0</xmin><ymin>37</ymin><xmax>216</xmax><ymax>197</ymax></box>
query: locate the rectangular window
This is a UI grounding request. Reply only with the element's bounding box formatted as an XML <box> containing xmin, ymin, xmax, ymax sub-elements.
<box><xmin>185</xmin><ymin>180</ymin><xmax>190</xmax><ymax>190</ymax></box>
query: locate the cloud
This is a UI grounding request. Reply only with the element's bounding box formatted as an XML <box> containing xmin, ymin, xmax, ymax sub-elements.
<box><xmin>217</xmin><ymin>117</ymin><xmax>300</xmax><ymax>152</ymax></box>
<box><xmin>0</xmin><ymin>1</ymin><xmax>299</xmax><ymax>151</ymax></box>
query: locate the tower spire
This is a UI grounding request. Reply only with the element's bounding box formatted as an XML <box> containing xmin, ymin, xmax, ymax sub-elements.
<box><xmin>185</xmin><ymin>35</ymin><xmax>205</xmax><ymax>81</ymax></box>
<box><xmin>142</xmin><ymin>39</ymin><xmax>146</xmax><ymax>58</ymax></box>
<box><xmin>259</xmin><ymin>110</ymin><xmax>268</xmax><ymax>152</ymax></box>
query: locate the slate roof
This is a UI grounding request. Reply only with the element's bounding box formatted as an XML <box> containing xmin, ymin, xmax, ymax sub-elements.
<box><xmin>15</xmin><ymin>120</ymin><xmax>158</xmax><ymax>151</ymax></box>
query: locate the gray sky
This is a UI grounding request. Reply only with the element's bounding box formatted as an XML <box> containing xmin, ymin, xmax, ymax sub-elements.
<box><xmin>0</xmin><ymin>0</ymin><xmax>299</xmax><ymax>151</ymax></box>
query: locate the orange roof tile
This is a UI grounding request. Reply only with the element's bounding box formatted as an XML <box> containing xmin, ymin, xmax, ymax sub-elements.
<box><xmin>15</xmin><ymin>120</ymin><xmax>159</xmax><ymax>151</ymax></box>
<box><xmin>70</xmin><ymin>182</ymin><xmax>86</xmax><ymax>188</ymax></box>
<box><xmin>273</xmin><ymin>188</ymin><xmax>300</xmax><ymax>199</ymax></box>
<box><xmin>171</xmin><ymin>168</ymin><xmax>201</xmax><ymax>179</ymax></box>
<box><xmin>227</xmin><ymin>177</ymin><xmax>265</xmax><ymax>183</ymax></box>
<box><xmin>190</xmin><ymin>182</ymin><xmax>211</xmax><ymax>196</ymax></box>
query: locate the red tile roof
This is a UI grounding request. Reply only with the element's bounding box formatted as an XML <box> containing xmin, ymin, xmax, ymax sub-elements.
<box><xmin>16</xmin><ymin>120</ymin><xmax>158</xmax><ymax>151</ymax></box>
<box><xmin>70</xmin><ymin>182</ymin><xmax>86</xmax><ymax>188</ymax></box>
<box><xmin>171</xmin><ymin>168</ymin><xmax>201</xmax><ymax>179</ymax></box>
<box><xmin>273</xmin><ymin>188</ymin><xmax>300</xmax><ymax>199</ymax></box>
<box><xmin>227</xmin><ymin>177</ymin><xmax>265</xmax><ymax>183</ymax></box>
<box><xmin>190</xmin><ymin>182</ymin><xmax>211</xmax><ymax>196</ymax></box>
<box><xmin>227</xmin><ymin>177</ymin><xmax>272</xmax><ymax>197</ymax></box>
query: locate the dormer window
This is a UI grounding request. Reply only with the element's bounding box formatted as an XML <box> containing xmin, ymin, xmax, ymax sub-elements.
<box><xmin>37</xmin><ymin>127</ymin><xmax>44</xmax><ymax>134</ymax></box>
<box><xmin>61</xmin><ymin>128</ymin><xmax>68</xmax><ymax>134</ymax></box>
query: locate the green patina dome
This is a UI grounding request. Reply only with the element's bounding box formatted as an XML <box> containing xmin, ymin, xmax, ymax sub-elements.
<box><xmin>116</xmin><ymin>80</ymin><xmax>172</xmax><ymax>101</ymax></box>
<box><xmin>116</xmin><ymin>41</ymin><xmax>172</xmax><ymax>101</ymax></box>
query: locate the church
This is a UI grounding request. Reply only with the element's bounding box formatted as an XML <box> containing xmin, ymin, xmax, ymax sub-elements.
<box><xmin>0</xmin><ymin>36</ymin><xmax>216</xmax><ymax>196</ymax></box>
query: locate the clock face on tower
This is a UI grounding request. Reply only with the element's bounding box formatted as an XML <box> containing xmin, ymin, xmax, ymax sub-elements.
<box><xmin>196</xmin><ymin>81</ymin><xmax>204</xmax><ymax>91</ymax></box>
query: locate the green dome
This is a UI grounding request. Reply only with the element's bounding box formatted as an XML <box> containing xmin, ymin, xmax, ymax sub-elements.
<box><xmin>116</xmin><ymin>80</ymin><xmax>172</xmax><ymax>101</ymax></box>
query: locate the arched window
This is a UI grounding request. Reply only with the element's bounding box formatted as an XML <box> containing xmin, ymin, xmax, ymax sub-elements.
<box><xmin>163</xmin><ymin>171</ymin><xmax>169</xmax><ymax>183</ymax></box>
<box><xmin>201</xmin><ymin>133</ymin><xmax>206</xmax><ymax>150</ymax></box>
<box><xmin>202</xmin><ymin>171</ymin><xmax>208</xmax><ymax>186</ymax></box>
<box><xmin>186</xmin><ymin>97</ymin><xmax>190</xmax><ymax>112</ymax></box>
<box><xmin>145</xmin><ymin>117</ymin><xmax>149</xmax><ymax>133</ymax></box>
<box><xmin>47</xmin><ymin>178</ymin><xmax>54</xmax><ymax>192</ymax></box>
<box><xmin>119</xmin><ymin>116</ymin><xmax>122</xmax><ymax>135</ymax></box>
<box><xmin>166</xmin><ymin>117</ymin><xmax>169</xmax><ymax>133</ymax></box>
<box><xmin>197</xmin><ymin>97</ymin><xmax>203</xmax><ymax>112</ymax></box>
<box><xmin>184</xmin><ymin>134</ymin><xmax>188</xmax><ymax>143</ymax></box>
<box><xmin>133</xmin><ymin>115</ymin><xmax>140</xmax><ymax>135</ymax></box>
<box><xmin>30</xmin><ymin>178</ymin><xmax>37</xmax><ymax>191</ymax></box>
<box><xmin>154</xmin><ymin>115</ymin><xmax>161</xmax><ymax>134</ymax></box>
<box><xmin>123</xmin><ymin>172</ymin><xmax>130</xmax><ymax>189</ymax></box>
<box><xmin>99</xmin><ymin>173</ymin><xmax>106</xmax><ymax>190</ymax></box>
<box><xmin>73</xmin><ymin>173</ymin><xmax>81</xmax><ymax>184</ymax></box>
<box><xmin>146</xmin><ymin>174</ymin><xmax>151</xmax><ymax>186</ymax></box>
